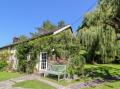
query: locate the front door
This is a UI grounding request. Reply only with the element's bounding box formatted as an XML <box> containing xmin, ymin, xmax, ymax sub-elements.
<box><xmin>39</xmin><ymin>52</ymin><xmax>48</xmax><ymax>70</ymax></box>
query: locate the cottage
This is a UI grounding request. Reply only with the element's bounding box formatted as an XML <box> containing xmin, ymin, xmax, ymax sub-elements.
<box><xmin>0</xmin><ymin>25</ymin><xmax>73</xmax><ymax>74</ymax></box>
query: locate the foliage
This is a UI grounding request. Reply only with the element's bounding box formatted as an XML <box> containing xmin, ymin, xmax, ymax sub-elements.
<box><xmin>67</xmin><ymin>54</ymin><xmax>85</xmax><ymax>78</ymax></box>
<box><xmin>66</xmin><ymin>37</ymin><xmax>86</xmax><ymax>78</ymax></box>
<box><xmin>116</xmin><ymin>40</ymin><xmax>120</xmax><ymax>61</ymax></box>
<box><xmin>16</xmin><ymin>27</ymin><xmax>85</xmax><ymax>75</ymax></box>
<box><xmin>18</xmin><ymin>35</ymin><xmax>28</xmax><ymax>42</ymax></box>
<box><xmin>30</xmin><ymin>20</ymin><xmax>66</xmax><ymax>37</ymax></box>
<box><xmin>0</xmin><ymin>50</ymin><xmax>11</xmax><ymax>71</ymax></box>
<box><xmin>42</xmin><ymin>20</ymin><xmax>58</xmax><ymax>31</ymax></box>
<box><xmin>16</xmin><ymin>42</ymin><xmax>38</xmax><ymax>73</ymax></box>
<box><xmin>98</xmin><ymin>27</ymin><xmax>116</xmax><ymax>63</ymax></box>
<box><xmin>26</xmin><ymin>50</ymin><xmax>37</xmax><ymax>74</ymax></box>
<box><xmin>0</xmin><ymin>50</ymin><xmax>11</xmax><ymax>61</ymax></box>
<box><xmin>0</xmin><ymin>60</ymin><xmax>8</xmax><ymax>71</ymax></box>
<box><xmin>29</xmin><ymin>27</ymin><xmax>73</xmax><ymax>60</ymax></box>
<box><xmin>16</xmin><ymin>43</ymin><xmax>29</xmax><ymax>73</ymax></box>
<box><xmin>77</xmin><ymin>0</ymin><xmax>120</xmax><ymax>63</ymax></box>
<box><xmin>58</xmin><ymin>20</ymin><xmax>65</xmax><ymax>28</ymax></box>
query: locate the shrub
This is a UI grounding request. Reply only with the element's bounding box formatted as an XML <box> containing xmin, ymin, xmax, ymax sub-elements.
<box><xmin>0</xmin><ymin>59</ymin><xmax>8</xmax><ymax>71</ymax></box>
<box><xmin>26</xmin><ymin>52</ymin><xmax>37</xmax><ymax>74</ymax></box>
<box><xmin>0</xmin><ymin>50</ymin><xmax>10</xmax><ymax>71</ymax></box>
<box><xmin>16</xmin><ymin>43</ymin><xmax>37</xmax><ymax>74</ymax></box>
<box><xmin>67</xmin><ymin>54</ymin><xmax>86</xmax><ymax>78</ymax></box>
<box><xmin>16</xmin><ymin>43</ymin><xmax>29</xmax><ymax>73</ymax></box>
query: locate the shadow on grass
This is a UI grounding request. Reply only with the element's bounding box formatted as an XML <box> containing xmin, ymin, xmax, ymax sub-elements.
<box><xmin>42</xmin><ymin>75</ymin><xmax>70</xmax><ymax>86</ymax></box>
<box><xmin>46</xmin><ymin>75</ymin><xmax>58</xmax><ymax>81</ymax></box>
<box><xmin>85</xmin><ymin>65</ymin><xmax>120</xmax><ymax>81</ymax></box>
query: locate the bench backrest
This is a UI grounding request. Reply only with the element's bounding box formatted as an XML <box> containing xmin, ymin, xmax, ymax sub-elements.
<box><xmin>50</xmin><ymin>65</ymin><xmax>66</xmax><ymax>72</ymax></box>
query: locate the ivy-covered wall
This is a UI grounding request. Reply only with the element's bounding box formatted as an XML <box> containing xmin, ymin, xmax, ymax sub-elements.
<box><xmin>16</xmin><ymin>28</ymin><xmax>73</xmax><ymax>73</ymax></box>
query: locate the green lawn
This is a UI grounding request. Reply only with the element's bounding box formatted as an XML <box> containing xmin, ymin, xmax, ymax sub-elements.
<box><xmin>13</xmin><ymin>80</ymin><xmax>56</xmax><ymax>89</ymax></box>
<box><xmin>42</xmin><ymin>64</ymin><xmax>120</xmax><ymax>86</ymax></box>
<box><xmin>83</xmin><ymin>81</ymin><xmax>120</xmax><ymax>89</ymax></box>
<box><xmin>0</xmin><ymin>71</ymin><xmax>22</xmax><ymax>81</ymax></box>
<box><xmin>85</xmin><ymin>64</ymin><xmax>120</xmax><ymax>69</ymax></box>
<box><xmin>83</xmin><ymin>64</ymin><xmax>120</xmax><ymax>89</ymax></box>
<box><xmin>42</xmin><ymin>75</ymin><xmax>92</xmax><ymax>86</ymax></box>
<box><xmin>8</xmin><ymin>64</ymin><xmax>120</xmax><ymax>89</ymax></box>
<box><xmin>85</xmin><ymin>64</ymin><xmax>120</xmax><ymax>79</ymax></box>
<box><xmin>42</xmin><ymin>76</ymin><xmax>69</xmax><ymax>86</ymax></box>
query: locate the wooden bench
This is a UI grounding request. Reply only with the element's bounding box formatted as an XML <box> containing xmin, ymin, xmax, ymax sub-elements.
<box><xmin>43</xmin><ymin>65</ymin><xmax>67</xmax><ymax>82</ymax></box>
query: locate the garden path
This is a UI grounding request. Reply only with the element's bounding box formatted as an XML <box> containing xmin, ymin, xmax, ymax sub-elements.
<box><xmin>0</xmin><ymin>74</ymin><xmax>65</xmax><ymax>89</ymax></box>
<box><xmin>66</xmin><ymin>79</ymin><xmax>105</xmax><ymax>89</ymax></box>
<box><xmin>66</xmin><ymin>77</ymin><xmax>120</xmax><ymax>89</ymax></box>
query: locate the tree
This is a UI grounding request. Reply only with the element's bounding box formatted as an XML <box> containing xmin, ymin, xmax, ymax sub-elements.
<box><xmin>18</xmin><ymin>35</ymin><xmax>28</xmax><ymax>42</ymax></box>
<box><xmin>30</xmin><ymin>20</ymin><xmax>66</xmax><ymax>38</ymax></box>
<box><xmin>42</xmin><ymin>20</ymin><xmax>57</xmax><ymax>31</ymax></box>
<box><xmin>58</xmin><ymin>20</ymin><xmax>65</xmax><ymax>28</ymax></box>
<box><xmin>30</xmin><ymin>32</ymin><xmax>39</xmax><ymax>38</ymax></box>
<box><xmin>77</xmin><ymin>0</ymin><xmax>119</xmax><ymax>63</ymax></box>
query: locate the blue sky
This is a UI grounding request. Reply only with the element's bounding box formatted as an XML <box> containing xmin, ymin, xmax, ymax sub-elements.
<box><xmin>0</xmin><ymin>0</ymin><xmax>97</xmax><ymax>47</ymax></box>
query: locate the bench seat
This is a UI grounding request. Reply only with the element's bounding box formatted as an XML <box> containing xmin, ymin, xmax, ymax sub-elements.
<box><xmin>43</xmin><ymin>65</ymin><xmax>67</xmax><ymax>81</ymax></box>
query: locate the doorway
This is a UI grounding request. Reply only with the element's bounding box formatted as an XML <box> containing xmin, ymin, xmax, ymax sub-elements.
<box><xmin>39</xmin><ymin>52</ymin><xmax>48</xmax><ymax>71</ymax></box>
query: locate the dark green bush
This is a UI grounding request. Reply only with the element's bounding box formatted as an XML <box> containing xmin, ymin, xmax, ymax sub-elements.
<box><xmin>0</xmin><ymin>59</ymin><xmax>8</xmax><ymax>71</ymax></box>
<box><xmin>16</xmin><ymin>43</ymin><xmax>29</xmax><ymax>73</ymax></box>
<box><xmin>16</xmin><ymin>43</ymin><xmax>37</xmax><ymax>74</ymax></box>
<box><xmin>67</xmin><ymin>54</ymin><xmax>86</xmax><ymax>78</ymax></box>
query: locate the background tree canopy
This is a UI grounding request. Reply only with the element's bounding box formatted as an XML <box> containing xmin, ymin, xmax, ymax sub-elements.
<box><xmin>16</xmin><ymin>20</ymin><xmax>66</xmax><ymax>42</ymax></box>
<box><xmin>30</xmin><ymin>20</ymin><xmax>66</xmax><ymax>38</ymax></box>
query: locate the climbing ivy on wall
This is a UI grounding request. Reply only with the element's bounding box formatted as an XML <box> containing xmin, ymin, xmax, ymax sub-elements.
<box><xmin>16</xmin><ymin>28</ymin><xmax>76</xmax><ymax>73</ymax></box>
<box><xmin>0</xmin><ymin>50</ymin><xmax>11</xmax><ymax>71</ymax></box>
<box><xmin>16</xmin><ymin>43</ymin><xmax>29</xmax><ymax>73</ymax></box>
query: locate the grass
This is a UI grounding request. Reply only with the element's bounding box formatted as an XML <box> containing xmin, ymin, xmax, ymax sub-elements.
<box><xmin>82</xmin><ymin>64</ymin><xmax>120</xmax><ymax>89</ymax></box>
<box><xmin>1</xmin><ymin>64</ymin><xmax>120</xmax><ymax>89</ymax></box>
<box><xmin>82</xmin><ymin>81</ymin><xmax>120</xmax><ymax>89</ymax></box>
<box><xmin>40</xmin><ymin>64</ymin><xmax>120</xmax><ymax>87</ymax></box>
<box><xmin>85</xmin><ymin>64</ymin><xmax>120</xmax><ymax>70</ymax></box>
<box><xmin>84</xmin><ymin>64</ymin><xmax>120</xmax><ymax>79</ymax></box>
<box><xmin>41</xmin><ymin>76</ymin><xmax>69</xmax><ymax>86</ymax></box>
<box><xmin>0</xmin><ymin>71</ymin><xmax>22</xmax><ymax>81</ymax></box>
<box><xmin>11</xmin><ymin>64</ymin><xmax>120</xmax><ymax>89</ymax></box>
<box><xmin>42</xmin><ymin>75</ymin><xmax>92</xmax><ymax>86</ymax></box>
<box><xmin>13</xmin><ymin>80</ymin><xmax>56</xmax><ymax>89</ymax></box>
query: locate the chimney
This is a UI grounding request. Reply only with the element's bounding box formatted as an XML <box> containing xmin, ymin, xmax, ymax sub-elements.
<box><xmin>13</xmin><ymin>37</ymin><xmax>19</xmax><ymax>43</ymax></box>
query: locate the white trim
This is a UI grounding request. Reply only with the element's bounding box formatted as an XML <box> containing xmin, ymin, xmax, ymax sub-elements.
<box><xmin>53</xmin><ymin>25</ymin><xmax>71</xmax><ymax>35</ymax></box>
